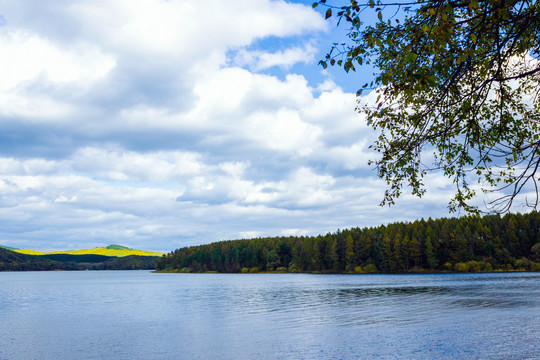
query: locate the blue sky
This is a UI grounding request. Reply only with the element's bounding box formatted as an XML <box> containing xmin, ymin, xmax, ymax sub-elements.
<box><xmin>0</xmin><ymin>0</ymin><xmax>466</xmax><ymax>252</ymax></box>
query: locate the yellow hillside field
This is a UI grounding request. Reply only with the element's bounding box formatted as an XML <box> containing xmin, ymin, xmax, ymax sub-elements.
<box><xmin>65</xmin><ymin>248</ymin><xmax>163</xmax><ymax>257</ymax></box>
<box><xmin>14</xmin><ymin>247</ymin><xmax>163</xmax><ymax>257</ymax></box>
<box><xmin>15</xmin><ymin>249</ymin><xmax>47</xmax><ymax>255</ymax></box>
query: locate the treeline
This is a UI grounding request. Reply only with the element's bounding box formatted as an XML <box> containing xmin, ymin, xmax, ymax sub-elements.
<box><xmin>0</xmin><ymin>248</ymin><xmax>161</xmax><ymax>271</ymax></box>
<box><xmin>158</xmin><ymin>212</ymin><xmax>540</xmax><ymax>273</ymax></box>
<box><xmin>96</xmin><ymin>255</ymin><xmax>161</xmax><ymax>270</ymax></box>
<box><xmin>0</xmin><ymin>248</ymin><xmax>78</xmax><ymax>271</ymax></box>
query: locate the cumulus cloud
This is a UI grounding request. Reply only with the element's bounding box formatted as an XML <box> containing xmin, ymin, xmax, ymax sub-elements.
<box><xmin>0</xmin><ymin>31</ymin><xmax>115</xmax><ymax>90</ymax></box>
<box><xmin>0</xmin><ymin>0</ymin><xmax>458</xmax><ymax>251</ymax></box>
<box><xmin>234</xmin><ymin>43</ymin><xmax>318</xmax><ymax>71</ymax></box>
<box><xmin>0</xmin><ymin>35</ymin><xmax>112</xmax><ymax>124</ymax></box>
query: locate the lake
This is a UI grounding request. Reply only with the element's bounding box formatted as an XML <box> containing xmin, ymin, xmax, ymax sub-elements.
<box><xmin>0</xmin><ymin>271</ymin><xmax>538</xmax><ymax>360</ymax></box>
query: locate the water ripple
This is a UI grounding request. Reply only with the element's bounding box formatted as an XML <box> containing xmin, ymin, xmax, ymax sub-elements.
<box><xmin>0</xmin><ymin>271</ymin><xmax>538</xmax><ymax>360</ymax></box>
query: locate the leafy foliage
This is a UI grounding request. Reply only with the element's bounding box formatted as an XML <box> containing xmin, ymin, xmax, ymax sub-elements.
<box><xmin>158</xmin><ymin>211</ymin><xmax>540</xmax><ymax>273</ymax></box>
<box><xmin>315</xmin><ymin>0</ymin><xmax>540</xmax><ymax>213</ymax></box>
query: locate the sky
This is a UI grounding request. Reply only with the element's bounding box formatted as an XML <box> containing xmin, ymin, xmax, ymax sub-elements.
<box><xmin>0</xmin><ymin>0</ymin><xmax>466</xmax><ymax>252</ymax></box>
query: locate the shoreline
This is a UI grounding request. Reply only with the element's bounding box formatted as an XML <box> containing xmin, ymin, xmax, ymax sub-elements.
<box><xmin>154</xmin><ymin>268</ymin><xmax>539</xmax><ymax>275</ymax></box>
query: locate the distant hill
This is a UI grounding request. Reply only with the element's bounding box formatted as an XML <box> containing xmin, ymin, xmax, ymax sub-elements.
<box><xmin>106</xmin><ymin>244</ymin><xmax>130</xmax><ymax>250</ymax></box>
<box><xmin>0</xmin><ymin>247</ymin><xmax>32</xmax><ymax>263</ymax></box>
<box><xmin>12</xmin><ymin>245</ymin><xmax>163</xmax><ymax>258</ymax></box>
<box><xmin>0</xmin><ymin>247</ymin><xmax>162</xmax><ymax>271</ymax></box>
<box><xmin>0</xmin><ymin>245</ymin><xmax>18</xmax><ymax>251</ymax></box>
<box><xmin>0</xmin><ymin>248</ymin><xmax>79</xmax><ymax>271</ymax></box>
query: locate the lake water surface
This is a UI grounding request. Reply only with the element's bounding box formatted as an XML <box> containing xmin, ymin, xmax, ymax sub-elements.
<box><xmin>0</xmin><ymin>271</ymin><xmax>538</xmax><ymax>360</ymax></box>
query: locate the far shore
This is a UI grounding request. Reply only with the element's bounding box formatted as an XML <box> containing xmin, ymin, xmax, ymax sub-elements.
<box><xmin>154</xmin><ymin>268</ymin><xmax>538</xmax><ymax>275</ymax></box>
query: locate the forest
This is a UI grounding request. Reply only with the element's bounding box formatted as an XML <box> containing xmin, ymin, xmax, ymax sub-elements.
<box><xmin>157</xmin><ymin>212</ymin><xmax>540</xmax><ymax>274</ymax></box>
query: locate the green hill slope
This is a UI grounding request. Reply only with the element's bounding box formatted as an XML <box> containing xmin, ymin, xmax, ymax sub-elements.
<box><xmin>0</xmin><ymin>248</ymin><xmax>79</xmax><ymax>271</ymax></box>
<box><xmin>106</xmin><ymin>244</ymin><xmax>131</xmax><ymax>250</ymax></box>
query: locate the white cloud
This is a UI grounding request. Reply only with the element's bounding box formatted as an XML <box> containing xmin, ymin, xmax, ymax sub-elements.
<box><xmin>0</xmin><ymin>30</ymin><xmax>115</xmax><ymax>91</ymax></box>
<box><xmin>0</xmin><ymin>92</ymin><xmax>76</xmax><ymax>120</ymax></box>
<box><xmin>0</xmin><ymin>0</ymin><xmax>464</xmax><ymax>252</ymax></box>
<box><xmin>54</xmin><ymin>195</ymin><xmax>78</xmax><ymax>203</ymax></box>
<box><xmin>0</xmin><ymin>30</ymin><xmax>115</xmax><ymax>120</ymax></box>
<box><xmin>280</xmin><ymin>228</ymin><xmax>310</xmax><ymax>236</ymax></box>
<box><xmin>244</xmin><ymin>109</ymin><xmax>322</xmax><ymax>154</ymax></box>
<box><xmin>234</xmin><ymin>43</ymin><xmax>318</xmax><ymax>71</ymax></box>
<box><xmin>220</xmin><ymin>161</ymin><xmax>250</xmax><ymax>178</ymax></box>
<box><xmin>70</xmin><ymin>148</ymin><xmax>205</xmax><ymax>181</ymax></box>
<box><xmin>323</xmin><ymin>141</ymin><xmax>373</xmax><ymax>170</ymax></box>
<box><xmin>192</xmin><ymin>67</ymin><xmax>253</xmax><ymax>116</ymax></box>
<box><xmin>62</xmin><ymin>0</ymin><xmax>326</xmax><ymax>83</ymax></box>
<box><xmin>239</xmin><ymin>230</ymin><xmax>263</xmax><ymax>239</ymax></box>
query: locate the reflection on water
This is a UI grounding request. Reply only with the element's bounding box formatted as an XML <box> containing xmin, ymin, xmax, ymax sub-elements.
<box><xmin>0</xmin><ymin>272</ymin><xmax>538</xmax><ymax>360</ymax></box>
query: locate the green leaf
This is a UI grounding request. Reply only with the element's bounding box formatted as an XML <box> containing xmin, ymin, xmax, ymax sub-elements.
<box><xmin>325</xmin><ymin>8</ymin><xmax>332</xmax><ymax>19</ymax></box>
<box><xmin>312</xmin><ymin>2</ymin><xmax>318</xmax><ymax>8</ymax></box>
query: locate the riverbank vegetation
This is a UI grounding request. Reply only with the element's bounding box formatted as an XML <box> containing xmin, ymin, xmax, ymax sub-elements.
<box><xmin>158</xmin><ymin>212</ymin><xmax>540</xmax><ymax>274</ymax></box>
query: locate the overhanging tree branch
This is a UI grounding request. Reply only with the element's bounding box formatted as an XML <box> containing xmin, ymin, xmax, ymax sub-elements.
<box><xmin>315</xmin><ymin>0</ymin><xmax>540</xmax><ymax>213</ymax></box>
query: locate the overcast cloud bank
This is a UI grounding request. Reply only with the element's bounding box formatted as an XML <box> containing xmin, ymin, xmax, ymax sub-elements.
<box><xmin>0</xmin><ymin>0</ymin><xmax>461</xmax><ymax>251</ymax></box>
